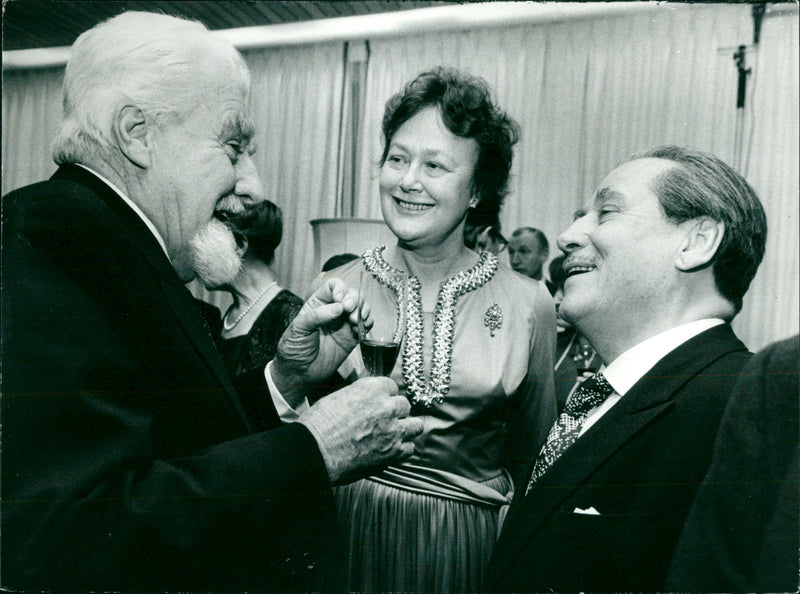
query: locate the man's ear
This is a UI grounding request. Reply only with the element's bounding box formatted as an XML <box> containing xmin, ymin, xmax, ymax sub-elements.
<box><xmin>113</xmin><ymin>106</ymin><xmax>151</xmax><ymax>169</ymax></box>
<box><xmin>675</xmin><ymin>217</ymin><xmax>725</xmax><ymax>271</ymax></box>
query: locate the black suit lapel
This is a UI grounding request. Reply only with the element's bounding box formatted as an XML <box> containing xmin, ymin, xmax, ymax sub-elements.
<box><xmin>488</xmin><ymin>324</ymin><xmax>746</xmax><ymax>585</ymax></box>
<box><xmin>51</xmin><ymin>165</ymin><xmax>252</xmax><ymax>431</ymax></box>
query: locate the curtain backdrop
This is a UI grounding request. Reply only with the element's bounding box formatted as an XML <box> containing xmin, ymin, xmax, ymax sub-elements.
<box><xmin>732</xmin><ymin>10</ymin><xmax>799</xmax><ymax>350</ymax></box>
<box><xmin>2</xmin><ymin>4</ymin><xmax>797</xmax><ymax>349</ymax></box>
<box><xmin>1</xmin><ymin>67</ymin><xmax>63</xmax><ymax>195</ymax></box>
<box><xmin>240</xmin><ymin>42</ymin><xmax>346</xmax><ymax>294</ymax></box>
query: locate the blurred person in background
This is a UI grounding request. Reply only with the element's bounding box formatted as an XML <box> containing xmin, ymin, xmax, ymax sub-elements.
<box><xmin>476</xmin><ymin>224</ymin><xmax>509</xmax><ymax>255</ymax></box>
<box><xmin>666</xmin><ymin>334</ymin><xmax>799</xmax><ymax>591</ymax></box>
<box><xmin>322</xmin><ymin>252</ymin><xmax>359</xmax><ymax>272</ymax></box>
<box><xmin>508</xmin><ymin>226</ymin><xmax>549</xmax><ymax>281</ymax></box>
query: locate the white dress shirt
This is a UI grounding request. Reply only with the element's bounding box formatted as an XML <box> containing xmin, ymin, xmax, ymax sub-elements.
<box><xmin>579</xmin><ymin>319</ymin><xmax>725</xmax><ymax>436</ymax></box>
<box><xmin>265</xmin><ymin>361</ymin><xmax>310</xmax><ymax>420</ymax></box>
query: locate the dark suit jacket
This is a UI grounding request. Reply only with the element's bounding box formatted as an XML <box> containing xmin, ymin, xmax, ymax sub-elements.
<box><xmin>1</xmin><ymin>165</ymin><xmax>341</xmax><ymax>592</ymax></box>
<box><xmin>666</xmin><ymin>334</ymin><xmax>799</xmax><ymax>592</ymax></box>
<box><xmin>483</xmin><ymin>324</ymin><xmax>750</xmax><ymax>592</ymax></box>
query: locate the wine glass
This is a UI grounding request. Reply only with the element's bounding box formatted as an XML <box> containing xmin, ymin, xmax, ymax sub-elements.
<box><xmin>357</xmin><ymin>269</ymin><xmax>408</xmax><ymax>377</ymax></box>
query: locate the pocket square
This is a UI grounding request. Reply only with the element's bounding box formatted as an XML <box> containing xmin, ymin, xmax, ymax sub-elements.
<box><xmin>573</xmin><ymin>506</ymin><xmax>601</xmax><ymax>515</ymax></box>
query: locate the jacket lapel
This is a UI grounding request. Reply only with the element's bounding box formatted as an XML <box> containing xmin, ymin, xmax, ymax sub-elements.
<box><xmin>488</xmin><ymin>324</ymin><xmax>746</xmax><ymax>584</ymax></box>
<box><xmin>51</xmin><ymin>165</ymin><xmax>252</xmax><ymax>431</ymax></box>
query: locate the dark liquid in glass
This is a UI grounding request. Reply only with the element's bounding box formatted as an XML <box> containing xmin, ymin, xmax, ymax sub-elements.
<box><xmin>361</xmin><ymin>339</ymin><xmax>401</xmax><ymax>376</ymax></box>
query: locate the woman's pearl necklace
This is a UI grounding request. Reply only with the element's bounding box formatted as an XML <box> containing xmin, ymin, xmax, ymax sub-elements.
<box><xmin>222</xmin><ymin>281</ymin><xmax>277</xmax><ymax>332</ymax></box>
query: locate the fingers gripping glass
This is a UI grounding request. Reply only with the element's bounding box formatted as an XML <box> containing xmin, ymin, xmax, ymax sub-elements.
<box><xmin>357</xmin><ymin>270</ymin><xmax>408</xmax><ymax>377</ymax></box>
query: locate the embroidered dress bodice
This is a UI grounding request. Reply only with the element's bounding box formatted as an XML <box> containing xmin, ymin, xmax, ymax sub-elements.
<box><xmin>362</xmin><ymin>245</ymin><xmax>498</xmax><ymax>408</ymax></box>
<box><xmin>331</xmin><ymin>247</ymin><xmax>555</xmax><ymax>484</ymax></box>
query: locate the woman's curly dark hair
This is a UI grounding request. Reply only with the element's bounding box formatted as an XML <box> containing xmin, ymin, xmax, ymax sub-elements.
<box><xmin>224</xmin><ymin>200</ymin><xmax>283</xmax><ymax>266</ymax></box>
<box><xmin>380</xmin><ymin>67</ymin><xmax>520</xmax><ymax>222</ymax></box>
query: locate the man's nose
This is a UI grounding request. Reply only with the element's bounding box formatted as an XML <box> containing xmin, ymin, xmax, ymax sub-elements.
<box><xmin>557</xmin><ymin>211</ymin><xmax>591</xmax><ymax>254</ymax></box>
<box><xmin>234</xmin><ymin>153</ymin><xmax>265</xmax><ymax>205</ymax></box>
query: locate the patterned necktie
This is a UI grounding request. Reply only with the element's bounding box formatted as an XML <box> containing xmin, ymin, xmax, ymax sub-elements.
<box><xmin>526</xmin><ymin>372</ymin><xmax>614</xmax><ymax>495</ymax></box>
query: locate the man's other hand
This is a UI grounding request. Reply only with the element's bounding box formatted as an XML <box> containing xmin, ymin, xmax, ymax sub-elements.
<box><xmin>298</xmin><ymin>378</ymin><xmax>424</xmax><ymax>484</ymax></box>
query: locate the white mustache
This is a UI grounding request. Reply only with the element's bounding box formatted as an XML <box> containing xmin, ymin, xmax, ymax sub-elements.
<box><xmin>215</xmin><ymin>194</ymin><xmax>246</xmax><ymax>218</ymax></box>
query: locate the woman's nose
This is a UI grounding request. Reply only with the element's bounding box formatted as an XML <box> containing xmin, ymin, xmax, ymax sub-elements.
<box><xmin>399</xmin><ymin>164</ymin><xmax>422</xmax><ymax>193</ymax></box>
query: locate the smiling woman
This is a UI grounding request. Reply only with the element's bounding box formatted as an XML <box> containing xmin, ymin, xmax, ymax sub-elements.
<box><xmin>321</xmin><ymin>67</ymin><xmax>557</xmax><ymax>593</ymax></box>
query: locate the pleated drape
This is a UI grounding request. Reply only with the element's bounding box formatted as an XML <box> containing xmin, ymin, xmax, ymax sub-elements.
<box><xmin>1</xmin><ymin>68</ymin><xmax>63</xmax><ymax>195</ymax></box>
<box><xmin>241</xmin><ymin>43</ymin><xmax>346</xmax><ymax>294</ymax></box>
<box><xmin>730</xmin><ymin>12</ymin><xmax>799</xmax><ymax>350</ymax></box>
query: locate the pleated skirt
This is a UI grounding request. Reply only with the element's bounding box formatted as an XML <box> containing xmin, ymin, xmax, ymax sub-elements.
<box><xmin>334</xmin><ymin>471</ymin><xmax>511</xmax><ymax>593</ymax></box>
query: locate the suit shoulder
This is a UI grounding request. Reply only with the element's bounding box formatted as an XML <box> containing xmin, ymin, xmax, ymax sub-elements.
<box><xmin>4</xmin><ymin>177</ymin><xmax>118</xmax><ymax>228</ymax></box>
<box><xmin>3</xmin><ymin>178</ymin><xmax>133</xmax><ymax>268</ymax></box>
<box><xmin>757</xmin><ymin>334</ymin><xmax>800</xmax><ymax>373</ymax></box>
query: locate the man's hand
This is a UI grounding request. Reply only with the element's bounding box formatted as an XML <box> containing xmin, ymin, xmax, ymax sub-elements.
<box><xmin>271</xmin><ymin>278</ymin><xmax>367</xmax><ymax>406</ymax></box>
<box><xmin>298</xmin><ymin>377</ymin><xmax>424</xmax><ymax>485</ymax></box>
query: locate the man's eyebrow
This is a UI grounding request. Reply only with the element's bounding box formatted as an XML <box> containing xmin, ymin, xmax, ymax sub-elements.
<box><xmin>593</xmin><ymin>187</ymin><xmax>624</xmax><ymax>205</ymax></box>
<box><xmin>220</xmin><ymin>114</ymin><xmax>255</xmax><ymax>145</ymax></box>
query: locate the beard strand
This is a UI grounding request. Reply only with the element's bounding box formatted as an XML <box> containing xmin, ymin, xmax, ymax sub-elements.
<box><xmin>188</xmin><ymin>218</ymin><xmax>242</xmax><ymax>289</ymax></box>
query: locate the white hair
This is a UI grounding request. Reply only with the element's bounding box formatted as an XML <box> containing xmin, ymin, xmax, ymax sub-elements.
<box><xmin>52</xmin><ymin>11</ymin><xmax>251</xmax><ymax>165</ymax></box>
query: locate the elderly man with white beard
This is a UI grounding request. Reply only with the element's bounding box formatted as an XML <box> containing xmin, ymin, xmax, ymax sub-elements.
<box><xmin>1</xmin><ymin>11</ymin><xmax>421</xmax><ymax>593</ymax></box>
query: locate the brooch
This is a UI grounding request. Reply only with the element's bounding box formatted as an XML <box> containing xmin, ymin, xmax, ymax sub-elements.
<box><xmin>484</xmin><ymin>303</ymin><xmax>503</xmax><ymax>337</ymax></box>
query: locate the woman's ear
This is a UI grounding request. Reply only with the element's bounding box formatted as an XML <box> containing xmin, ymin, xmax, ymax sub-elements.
<box><xmin>113</xmin><ymin>105</ymin><xmax>151</xmax><ymax>169</ymax></box>
<box><xmin>675</xmin><ymin>217</ymin><xmax>725</xmax><ymax>271</ymax></box>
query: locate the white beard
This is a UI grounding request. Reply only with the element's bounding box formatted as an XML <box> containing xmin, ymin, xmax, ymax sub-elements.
<box><xmin>188</xmin><ymin>218</ymin><xmax>242</xmax><ymax>288</ymax></box>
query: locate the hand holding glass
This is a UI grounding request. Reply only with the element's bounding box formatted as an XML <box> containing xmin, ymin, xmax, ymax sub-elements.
<box><xmin>357</xmin><ymin>270</ymin><xmax>408</xmax><ymax>377</ymax></box>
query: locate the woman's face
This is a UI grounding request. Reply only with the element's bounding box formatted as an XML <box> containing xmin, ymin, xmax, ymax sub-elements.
<box><xmin>379</xmin><ymin>106</ymin><xmax>479</xmax><ymax>250</ymax></box>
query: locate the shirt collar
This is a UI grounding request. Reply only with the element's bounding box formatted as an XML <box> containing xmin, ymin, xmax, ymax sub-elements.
<box><xmin>75</xmin><ymin>163</ymin><xmax>170</xmax><ymax>260</ymax></box>
<box><xmin>601</xmin><ymin>319</ymin><xmax>725</xmax><ymax>396</ymax></box>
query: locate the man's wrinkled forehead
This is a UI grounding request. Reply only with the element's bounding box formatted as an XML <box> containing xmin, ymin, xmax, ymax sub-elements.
<box><xmin>578</xmin><ymin>160</ymin><xmax>671</xmax><ymax>217</ymax></box>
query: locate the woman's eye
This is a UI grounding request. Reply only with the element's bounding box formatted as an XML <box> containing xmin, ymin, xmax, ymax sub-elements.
<box><xmin>425</xmin><ymin>162</ymin><xmax>446</xmax><ymax>175</ymax></box>
<box><xmin>386</xmin><ymin>154</ymin><xmax>407</xmax><ymax>167</ymax></box>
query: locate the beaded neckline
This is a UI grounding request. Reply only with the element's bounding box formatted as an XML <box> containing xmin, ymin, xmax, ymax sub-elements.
<box><xmin>362</xmin><ymin>245</ymin><xmax>498</xmax><ymax>408</ymax></box>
